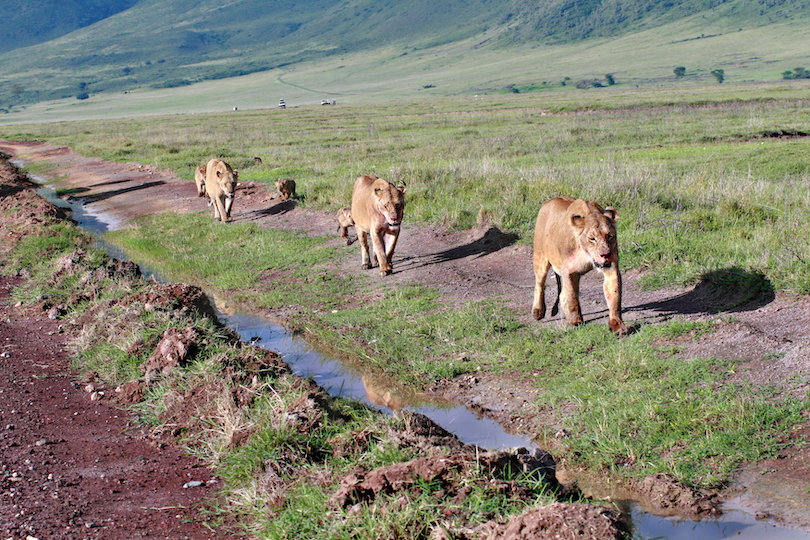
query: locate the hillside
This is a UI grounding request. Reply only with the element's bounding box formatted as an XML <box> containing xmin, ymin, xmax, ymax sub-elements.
<box><xmin>0</xmin><ymin>0</ymin><xmax>138</xmax><ymax>54</ymax></box>
<box><xmin>0</xmin><ymin>0</ymin><xmax>808</xmax><ymax>113</ymax></box>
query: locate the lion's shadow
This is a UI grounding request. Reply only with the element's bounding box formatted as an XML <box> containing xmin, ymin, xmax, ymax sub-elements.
<box><xmin>397</xmin><ymin>227</ymin><xmax>519</xmax><ymax>270</ymax></box>
<box><xmin>629</xmin><ymin>267</ymin><xmax>775</xmax><ymax>318</ymax></box>
<box><xmin>67</xmin><ymin>181</ymin><xmax>166</xmax><ymax>204</ymax></box>
<box><xmin>234</xmin><ymin>199</ymin><xmax>296</xmax><ymax>222</ymax></box>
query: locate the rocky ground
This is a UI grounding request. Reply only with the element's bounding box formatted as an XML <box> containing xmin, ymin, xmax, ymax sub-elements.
<box><xmin>1</xmin><ymin>140</ymin><xmax>810</xmax><ymax>536</ymax></box>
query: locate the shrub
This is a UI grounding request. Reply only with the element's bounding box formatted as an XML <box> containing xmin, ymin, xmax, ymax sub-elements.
<box><xmin>674</xmin><ymin>67</ymin><xmax>686</xmax><ymax>77</ymax></box>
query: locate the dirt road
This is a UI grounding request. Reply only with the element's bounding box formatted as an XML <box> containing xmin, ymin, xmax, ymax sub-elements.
<box><xmin>3</xmin><ymin>140</ymin><xmax>810</xmax><ymax>531</ymax></box>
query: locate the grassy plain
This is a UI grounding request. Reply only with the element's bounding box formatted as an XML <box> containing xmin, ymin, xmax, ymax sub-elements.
<box><xmin>3</xmin><ymin>83</ymin><xmax>810</xmax><ymax>494</ymax></box>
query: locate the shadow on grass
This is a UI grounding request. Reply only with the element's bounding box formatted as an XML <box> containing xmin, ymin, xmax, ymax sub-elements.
<box><xmin>631</xmin><ymin>267</ymin><xmax>775</xmax><ymax>317</ymax></box>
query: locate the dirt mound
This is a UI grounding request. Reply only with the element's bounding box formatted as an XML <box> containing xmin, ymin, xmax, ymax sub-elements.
<box><xmin>477</xmin><ymin>503</ymin><xmax>626</xmax><ymax>540</ymax></box>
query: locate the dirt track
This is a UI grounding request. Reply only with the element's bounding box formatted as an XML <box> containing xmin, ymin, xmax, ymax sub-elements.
<box><xmin>2</xmin><ymin>140</ymin><xmax>810</xmax><ymax>531</ymax></box>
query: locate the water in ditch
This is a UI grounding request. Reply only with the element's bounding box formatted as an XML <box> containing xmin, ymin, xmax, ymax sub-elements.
<box><xmin>33</xmin><ymin>180</ymin><xmax>810</xmax><ymax>540</ymax></box>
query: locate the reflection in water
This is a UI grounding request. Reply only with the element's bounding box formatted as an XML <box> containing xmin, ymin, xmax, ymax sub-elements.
<box><xmin>223</xmin><ymin>312</ymin><xmax>536</xmax><ymax>451</ymax></box>
<box><xmin>30</xmin><ymin>177</ymin><xmax>810</xmax><ymax>540</ymax></box>
<box><xmin>633</xmin><ymin>508</ymin><xmax>810</xmax><ymax>540</ymax></box>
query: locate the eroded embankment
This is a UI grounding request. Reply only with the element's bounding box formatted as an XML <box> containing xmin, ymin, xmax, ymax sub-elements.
<box><xmin>0</xmin><ymin>152</ymin><xmax>636</xmax><ymax>538</ymax></box>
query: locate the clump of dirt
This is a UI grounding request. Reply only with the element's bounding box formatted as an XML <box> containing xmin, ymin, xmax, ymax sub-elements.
<box><xmin>474</xmin><ymin>503</ymin><xmax>626</xmax><ymax>540</ymax></box>
<box><xmin>329</xmin><ymin>446</ymin><xmax>559</xmax><ymax>510</ymax></box>
<box><xmin>635</xmin><ymin>473</ymin><xmax>720</xmax><ymax>516</ymax></box>
<box><xmin>142</xmin><ymin>326</ymin><xmax>200</xmax><ymax>376</ymax></box>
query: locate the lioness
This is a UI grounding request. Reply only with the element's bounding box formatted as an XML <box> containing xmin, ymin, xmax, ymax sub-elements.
<box><xmin>336</xmin><ymin>206</ymin><xmax>354</xmax><ymax>244</ymax></box>
<box><xmin>275</xmin><ymin>178</ymin><xmax>296</xmax><ymax>201</ymax></box>
<box><xmin>351</xmin><ymin>175</ymin><xmax>406</xmax><ymax>276</ymax></box>
<box><xmin>532</xmin><ymin>197</ymin><xmax>629</xmax><ymax>335</ymax></box>
<box><xmin>194</xmin><ymin>164</ymin><xmax>207</xmax><ymax>197</ymax></box>
<box><xmin>205</xmin><ymin>158</ymin><xmax>237</xmax><ymax>222</ymax></box>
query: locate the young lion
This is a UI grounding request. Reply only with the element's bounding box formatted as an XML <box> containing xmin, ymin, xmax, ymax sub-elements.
<box><xmin>204</xmin><ymin>158</ymin><xmax>238</xmax><ymax>222</ymax></box>
<box><xmin>275</xmin><ymin>178</ymin><xmax>296</xmax><ymax>201</ymax></box>
<box><xmin>532</xmin><ymin>197</ymin><xmax>629</xmax><ymax>335</ymax></box>
<box><xmin>194</xmin><ymin>164</ymin><xmax>207</xmax><ymax>197</ymax></box>
<box><xmin>351</xmin><ymin>175</ymin><xmax>406</xmax><ymax>276</ymax></box>
<box><xmin>336</xmin><ymin>206</ymin><xmax>354</xmax><ymax>245</ymax></box>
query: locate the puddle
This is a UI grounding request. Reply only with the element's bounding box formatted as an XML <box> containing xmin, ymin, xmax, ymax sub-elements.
<box><xmin>27</xmin><ymin>172</ymin><xmax>810</xmax><ymax>540</ymax></box>
<box><xmin>223</xmin><ymin>312</ymin><xmax>535</xmax><ymax>450</ymax></box>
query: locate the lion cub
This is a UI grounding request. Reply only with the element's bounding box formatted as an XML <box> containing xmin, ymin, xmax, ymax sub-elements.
<box><xmin>194</xmin><ymin>164</ymin><xmax>207</xmax><ymax>197</ymax></box>
<box><xmin>532</xmin><ymin>197</ymin><xmax>629</xmax><ymax>335</ymax></box>
<box><xmin>336</xmin><ymin>207</ymin><xmax>354</xmax><ymax>244</ymax></box>
<box><xmin>275</xmin><ymin>178</ymin><xmax>296</xmax><ymax>201</ymax></box>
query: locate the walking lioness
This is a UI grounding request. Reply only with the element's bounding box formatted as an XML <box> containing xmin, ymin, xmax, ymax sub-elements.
<box><xmin>532</xmin><ymin>197</ymin><xmax>629</xmax><ymax>335</ymax></box>
<box><xmin>205</xmin><ymin>158</ymin><xmax>237</xmax><ymax>222</ymax></box>
<box><xmin>351</xmin><ymin>175</ymin><xmax>406</xmax><ymax>276</ymax></box>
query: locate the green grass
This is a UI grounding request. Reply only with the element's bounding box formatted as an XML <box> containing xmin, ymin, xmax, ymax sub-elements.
<box><xmin>4</xmin><ymin>85</ymin><xmax>810</xmax><ymax>492</ymax></box>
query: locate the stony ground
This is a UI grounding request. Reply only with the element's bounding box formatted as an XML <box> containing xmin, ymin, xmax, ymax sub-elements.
<box><xmin>2</xmin><ymin>140</ymin><xmax>810</xmax><ymax>534</ymax></box>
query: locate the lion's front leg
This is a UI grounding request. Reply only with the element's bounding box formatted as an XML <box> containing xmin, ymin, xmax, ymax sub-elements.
<box><xmin>531</xmin><ymin>253</ymin><xmax>551</xmax><ymax>320</ymax></box>
<box><xmin>559</xmin><ymin>273</ymin><xmax>583</xmax><ymax>326</ymax></box>
<box><xmin>383</xmin><ymin>230</ymin><xmax>400</xmax><ymax>269</ymax></box>
<box><xmin>213</xmin><ymin>196</ymin><xmax>229</xmax><ymax>222</ymax></box>
<box><xmin>358</xmin><ymin>229</ymin><xmax>371</xmax><ymax>269</ymax></box>
<box><xmin>371</xmin><ymin>231</ymin><xmax>391</xmax><ymax>275</ymax></box>
<box><xmin>601</xmin><ymin>266</ymin><xmax>629</xmax><ymax>335</ymax></box>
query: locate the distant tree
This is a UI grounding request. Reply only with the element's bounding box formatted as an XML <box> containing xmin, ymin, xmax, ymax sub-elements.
<box><xmin>605</xmin><ymin>74</ymin><xmax>615</xmax><ymax>85</ymax></box>
<box><xmin>711</xmin><ymin>69</ymin><xmax>724</xmax><ymax>83</ymax></box>
<box><xmin>782</xmin><ymin>67</ymin><xmax>810</xmax><ymax>80</ymax></box>
<box><xmin>122</xmin><ymin>66</ymin><xmax>132</xmax><ymax>75</ymax></box>
<box><xmin>674</xmin><ymin>67</ymin><xmax>686</xmax><ymax>77</ymax></box>
<box><xmin>76</xmin><ymin>93</ymin><xmax>89</xmax><ymax>100</ymax></box>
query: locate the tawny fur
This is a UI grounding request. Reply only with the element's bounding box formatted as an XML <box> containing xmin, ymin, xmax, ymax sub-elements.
<box><xmin>194</xmin><ymin>164</ymin><xmax>207</xmax><ymax>197</ymax></box>
<box><xmin>204</xmin><ymin>158</ymin><xmax>238</xmax><ymax>222</ymax></box>
<box><xmin>336</xmin><ymin>207</ymin><xmax>354</xmax><ymax>245</ymax></box>
<box><xmin>275</xmin><ymin>178</ymin><xmax>296</xmax><ymax>201</ymax></box>
<box><xmin>532</xmin><ymin>197</ymin><xmax>628</xmax><ymax>335</ymax></box>
<box><xmin>350</xmin><ymin>175</ymin><xmax>406</xmax><ymax>276</ymax></box>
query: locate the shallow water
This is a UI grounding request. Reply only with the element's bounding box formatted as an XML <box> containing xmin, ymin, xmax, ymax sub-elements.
<box><xmin>30</xmin><ymin>177</ymin><xmax>810</xmax><ymax>540</ymax></box>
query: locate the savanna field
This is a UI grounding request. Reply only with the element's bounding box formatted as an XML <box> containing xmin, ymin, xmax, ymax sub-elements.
<box><xmin>2</xmin><ymin>82</ymin><xmax>810</xmax><ymax>537</ymax></box>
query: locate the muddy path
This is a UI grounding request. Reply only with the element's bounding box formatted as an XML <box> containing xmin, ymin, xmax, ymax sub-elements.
<box><xmin>3</xmin><ymin>140</ymin><xmax>810</xmax><ymax>530</ymax></box>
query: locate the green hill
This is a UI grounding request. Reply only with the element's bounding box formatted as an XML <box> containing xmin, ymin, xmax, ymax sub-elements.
<box><xmin>0</xmin><ymin>0</ymin><xmax>139</xmax><ymax>53</ymax></box>
<box><xmin>0</xmin><ymin>0</ymin><xmax>809</xmax><ymax>114</ymax></box>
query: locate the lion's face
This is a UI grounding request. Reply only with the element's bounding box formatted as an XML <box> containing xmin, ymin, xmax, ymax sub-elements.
<box><xmin>572</xmin><ymin>208</ymin><xmax>618</xmax><ymax>269</ymax></box>
<box><xmin>218</xmin><ymin>168</ymin><xmax>237</xmax><ymax>198</ymax></box>
<box><xmin>373</xmin><ymin>185</ymin><xmax>406</xmax><ymax>228</ymax></box>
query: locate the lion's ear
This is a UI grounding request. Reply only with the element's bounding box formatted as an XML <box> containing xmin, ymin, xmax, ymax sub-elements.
<box><xmin>603</xmin><ymin>207</ymin><xmax>618</xmax><ymax>222</ymax></box>
<box><xmin>570</xmin><ymin>213</ymin><xmax>585</xmax><ymax>230</ymax></box>
<box><xmin>398</xmin><ymin>185</ymin><xmax>407</xmax><ymax>194</ymax></box>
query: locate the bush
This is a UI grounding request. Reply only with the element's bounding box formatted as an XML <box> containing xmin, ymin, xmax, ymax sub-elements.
<box><xmin>782</xmin><ymin>67</ymin><xmax>810</xmax><ymax>80</ymax></box>
<box><xmin>711</xmin><ymin>69</ymin><xmax>724</xmax><ymax>83</ymax></box>
<box><xmin>674</xmin><ymin>67</ymin><xmax>686</xmax><ymax>77</ymax></box>
<box><xmin>76</xmin><ymin>93</ymin><xmax>90</xmax><ymax>100</ymax></box>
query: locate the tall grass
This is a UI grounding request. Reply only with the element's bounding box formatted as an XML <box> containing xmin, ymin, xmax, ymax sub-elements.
<box><xmin>5</xmin><ymin>88</ymin><xmax>810</xmax><ymax>291</ymax></box>
<box><xmin>3</xmin><ymin>86</ymin><xmax>810</xmax><ymax>490</ymax></box>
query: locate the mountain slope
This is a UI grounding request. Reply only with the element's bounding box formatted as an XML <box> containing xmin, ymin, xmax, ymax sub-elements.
<box><xmin>0</xmin><ymin>0</ymin><xmax>808</xmax><ymax>111</ymax></box>
<box><xmin>0</xmin><ymin>0</ymin><xmax>139</xmax><ymax>54</ymax></box>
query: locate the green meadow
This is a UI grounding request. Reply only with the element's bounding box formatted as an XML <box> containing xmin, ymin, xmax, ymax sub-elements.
<box><xmin>3</xmin><ymin>82</ymin><xmax>810</xmax><ymax>496</ymax></box>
